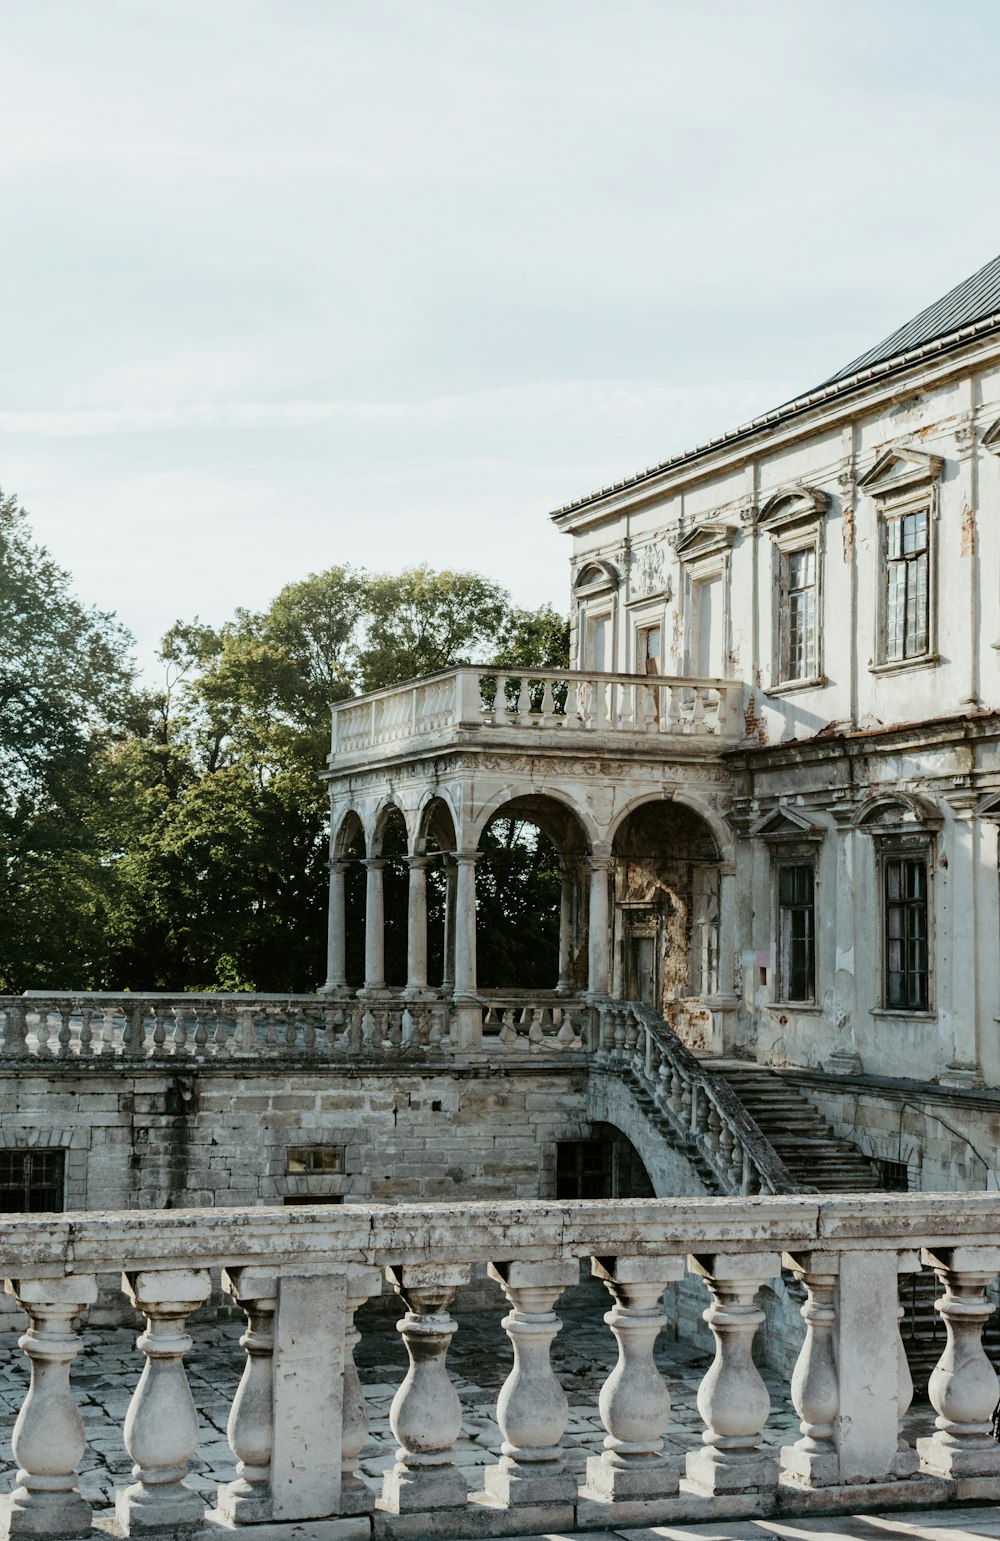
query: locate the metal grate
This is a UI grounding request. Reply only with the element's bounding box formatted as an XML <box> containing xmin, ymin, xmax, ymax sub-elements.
<box><xmin>0</xmin><ymin>1149</ymin><xmax>65</xmax><ymax>1212</ymax></box>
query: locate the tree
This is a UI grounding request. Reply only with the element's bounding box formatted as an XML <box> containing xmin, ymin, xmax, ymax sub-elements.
<box><xmin>0</xmin><ymin>493</ymin><xmax>139</xmax><ymax>990</ymax></box>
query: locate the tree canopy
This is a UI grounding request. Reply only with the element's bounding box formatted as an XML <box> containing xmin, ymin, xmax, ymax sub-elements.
<box><xmin>0</xmin><ymin>510</ymin><xmax>569</xmax><ymax>995</ymax></box>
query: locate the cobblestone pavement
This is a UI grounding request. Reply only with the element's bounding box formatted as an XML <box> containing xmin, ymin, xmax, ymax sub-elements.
<box><xmin>0</xmin><ymin>1279</ymin><xmax>939</xmax><ymax>1517</ymax></box>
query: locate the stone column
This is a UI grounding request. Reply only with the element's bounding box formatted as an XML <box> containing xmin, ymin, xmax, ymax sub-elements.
<box><xmin>404</xmin><ymin>855</ymin><xmax>431</xmax><ymax>998</ymax></box>
<box><xmin>779</xmin><ymin>1252</ymin><xmax>839</xmax><ymax>1488</ymax></box>
<box><xmin>0</xmin><ymin>1276</ymin><xmax>97</xmax><ymax>1541</ymax></box>
<box><xmin>341</xmin><ymin>1265</ymin><xmax>382</xmax><ymax>1516</ymax></box>
<box><xmin>917</xmin><ymin>1245</ymin><xmax>1000</xmax><ymax>1479</ymax></box>
<box><xmin>584</xmin><ymin>1255</ymin><xmax>685</xmax><ymax>1501</ymax></box>
<box><xmin>941</xmin><ymin>804</ymin><xmax>984</xmax><ymax>1087</ymax></box>
<box><xmin>587</xmin><ymin>847</ymin><xmax>612</xmax><ymax>1001</ymax></box>
<box><xmin>116</xmin><ymin>1268</ymin><xmax>212</xmax><ymax>1536</ymax></box>
<box><xmin>322</xmin><ymin>858</ymin><xmax>348</xmax><ymax>993</ymax></box>
<box><xmin>685</xmin><ymin>1252</ymin><xmax>781</xmax><ymax>1496</ymax></box>
<box><xmin>380</xmin><ymin>1263</ymin><xmax>471</xmax><ymax>1514</ymax></box>
<box><xmin>556</xmin><ymin>861</ymin><xmax>576</xmax><ymax>994</ymax></box>
<box><xmin>829</xmin><ymin>813</ymin><xmax>862</xmax><ymax>1073</ymax></box>
<box><xmin>441</xmin><ymin>857</ymin><xmax>457</xmax><ymax>992</ymax></box>
<box><xmin>362</xmin><ymin>857</ymin><xmax>386</xmax><ymax>994</ymax></box>
<box><xmin>451</xmin><ymin>852</ymin><xmax>480</xmax><ymax>1049</ymax></box>
<box><xmin>218</xmin><ymin>1268</ymin><xmax>277</xmax><ymax>1524</ymax></box>
<box><xmin>482</xmin><ymin>1261</ymin><xmax>578</xmax><ymax>1509</ymax></box>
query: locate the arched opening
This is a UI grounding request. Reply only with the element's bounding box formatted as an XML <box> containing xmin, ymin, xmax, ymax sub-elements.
<box><xmin>611</xmin><ymin>801</ymin><xmax>720</xmax><ymax>1024</ymax></box>
<box><xmin>373</xmin><ymin>806</ymin><xmax>408</xmax><ymax>989</ymax></box>
<box><xmin>334</xmin><ymin>811</ymin><xmax>367</xmax><ymax>990</ymax></box>
<box><xmin>417</xmin><ymin>797</ymin><xmax>458</xmax><ymax>990</ymax></box>
<box><xmin>555</xmin><ymin>1122</ymin><xmax>654</xmax><ymax>1199</ymax></box>
<box><xmin>476</xmin><ymin>794</ymin><xmax>589</xmax><ymax>993</ymax></box>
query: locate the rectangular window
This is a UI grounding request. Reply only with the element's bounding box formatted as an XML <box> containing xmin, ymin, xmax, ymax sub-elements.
<box><xmin>777</xmin><ymin>862</ymin><xmax>815</xmax><ymax>1001</ymax></box>
<box><xmin>780</xmin><ymin>546</ymin><xmax>817</xmax><ymax>681</ymax></box>
<box><xmin>286</xmin><ymin>1146</ymin><xmax>344</xmax><ymax>1174</ymax></box>
<box><xmin>884</xmin><ymin>854</ymin><xmax>929</xmax><ymax>1009</ymax></box>
<box><xmin>636</xmin><ymin>624</ymin><xmax>661</xmax><ymax>675</ymax></box>
<box><xmin>587</xmin><ymin>614</ymin><xmax>608</xmax><ymax>672</ymax></box>
<box><xmin>692</xmin><ymin>575</ymin><xmax>722</xmax><ymax>677</ymax></box>
<box><xmin>885</xmin><ymin>509</ymin><xmax>929</xmax><ymax>661</ymax></box>
<box><xmin>0</xmin><ymin>1150</ymin><xmax>65</xmax><ymax>1212</ymax></box>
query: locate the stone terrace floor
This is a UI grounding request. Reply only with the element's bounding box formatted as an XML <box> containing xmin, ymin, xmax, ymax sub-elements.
<box><xmin>0</xmin><ymin>1278</ymin><xmax>946</xmax><ymax>1528</ymax></box>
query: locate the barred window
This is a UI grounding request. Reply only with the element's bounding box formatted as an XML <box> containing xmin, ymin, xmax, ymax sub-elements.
<box><xmin>780</xmin><ymin>547</ymin><xmax>817</xmax><ymax>681</ymax></box>
<box><xmin>777</xmin><ymin>862</ymin><xmax>815</xmax><ymax>1002</ymax></box>
<box><xmin>0</xmin><ymin>1150</ymin><xmax>65</xmax><ymax>1212</ymax></box>
<box><xmin>885</xmin><ymin>509</ymin><xmax>929</xmax><ymax>661</ymax></box>
<box><xmin>884</xmin><ymin>854</ymin><xmax>929</xmax><ymax>1010</ymax></box>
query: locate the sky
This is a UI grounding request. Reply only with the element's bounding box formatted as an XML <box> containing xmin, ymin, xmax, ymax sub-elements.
<box><xmin>4</xmin><ymin>0</ymin><xmax>1000</xmax><ymax>676</ymax></box>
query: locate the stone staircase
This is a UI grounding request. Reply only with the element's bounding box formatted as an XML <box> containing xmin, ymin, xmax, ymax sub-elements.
<box><xmin>711</xmin><ymin>1061</ymin><xmax>882</xmax><ymax>1192</ymax></box>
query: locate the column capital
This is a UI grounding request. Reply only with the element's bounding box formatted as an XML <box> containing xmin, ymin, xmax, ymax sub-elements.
<box><xmin>363</xmin><ymin>855</ymin><xmax>388</xmax><ymax>871</ymax></box>
<box><xmin>589</xmin><ymin>844</ymin><xmax>613</xmax><ymax>869</ymax></box>
<box><xmin>454</xmin><ymin>848</ymin><xmax>480</xmax><ymax>865</ymax></box>
<box><xmin>326</xmin><ymin>856</ymin><xmax>349</xmax><ymax>873</ymax></box>
<box><xmin>405</xmin><ymin>853</ymin><xmax>432</xmax><ymax>870</ymax></box>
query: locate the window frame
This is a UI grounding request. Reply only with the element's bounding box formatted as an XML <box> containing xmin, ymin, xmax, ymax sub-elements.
<box><xmin>877</xmin><ymin>497</ymin><xmax>934</xmax><ymax>668</ymax></box>
<box><xmin>858</xmin><ymin>445</ymin><xmax>941</xmax><ymax>675</ymax></box>
<box><xmin>879</xmin><ymin>840</ymin><xmax>931</xmax><ymax>1012</ymax></box>
<box><xmin>759</xmin><ymin>489</ymin><xmax>827</xmax><ymax>694</ymax></box>
<box><xmin>0</xmin><ymin>1148</ymin><xmax>66</xmax><ymax>1213</ymax></box>
<box><xmin>774</xmin><ymin>856</ymin><xmax>817</xmax><ymax>1004</ymax></box>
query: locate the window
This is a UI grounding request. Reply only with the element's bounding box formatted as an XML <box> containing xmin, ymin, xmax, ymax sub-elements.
<box><xmin>0</xmin><ymin>1150</ymin><xmax>65</xmax><ymax>1212</ymax></box>
<box><xmin>692</xmin><ymin>575</ymin><xmax>722</xmax><ymax>676</ymax></box>
<box><xmin>779</xmin><ymin>546</ymin><xmax>817</xmax><ymax>682</ymax></box>
<box><xmin>636</xmin><ymin>623</ymin><xmax>661</xmax><ymax>676</ymax></box>
<box><xmin>884</xmin><ymin>854</ymin><xmax>929</xmax><ymax>1009</ymax></box>
<box><xmin>286</xmin><ymin>1146</ymin><xmax>343</xmax><ymax>1174</ymax></box>
<box><xmin>875</xmin><ymin>1157</ymin><xmax>910</xmax><ymax>1191</ymax></box>
<box><xmin>885</xmin><ymin>508</ymin><xmax>929</xmax><ymax>661</ymax></box>
<box><xmin>586</xmin><ymin>614</ymin><xmax>609</xmax><ymax>672</ymax></box>
<box><xmin>777</xmin><ymin>862</ymin><xmax>815</xmax><ymax>1002</ymax></box>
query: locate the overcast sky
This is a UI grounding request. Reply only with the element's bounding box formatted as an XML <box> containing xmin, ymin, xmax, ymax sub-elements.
<box><xmin>4</xmin><ymin>0</ymin><xmax>1000</xmax><ymax>675</ymax></box>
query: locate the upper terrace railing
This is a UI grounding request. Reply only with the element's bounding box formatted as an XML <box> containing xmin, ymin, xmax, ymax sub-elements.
<box><xmin>0</xmin><ymin>1193</ymin><xmax>996</xmax><ymax>1539</ymax></box>
<box><xmin>329</xmin><ymin>665</ymin><xmax>743</xmax><ymax>761</ymax></box>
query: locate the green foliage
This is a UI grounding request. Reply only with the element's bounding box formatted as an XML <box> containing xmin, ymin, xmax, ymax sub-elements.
<box><xmin>0</xmin><ymin>507</ymin><xmax>569</xmax><ymax>996</ymax></box>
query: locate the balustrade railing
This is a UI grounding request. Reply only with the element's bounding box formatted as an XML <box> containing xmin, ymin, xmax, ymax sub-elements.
<box><xmin>481</xmin><ymin>997</ymin><xmax>588</xmax><ymax>1052</ymax></box>
<box><xmin>0</xmin><ymin>994</ymin><xmax>457</xmax><ymax>1062</ymax></box>
<box><xmin>0</xmin><ymin>1194</ymin><xmax>996</xmax><ymax>1539</ymax></box>
<box><xmin>330</xmin><ymin>665</ymin><xmax>743</xmax><ymax>759</ymax></box>
<box><xmin>596</xmin><ymin>999</ymin><xmax>811</xmax><ymax>1196</ymax></box>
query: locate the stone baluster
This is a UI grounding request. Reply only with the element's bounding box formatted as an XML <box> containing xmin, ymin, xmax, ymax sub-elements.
<box><xmin>779</xmin><ymin>1252</ymin><xmax>839</xmax><ymax>1488</ymax></box>
<box><xmin>0</xmin><ymin>1276</ymin><xmax>98</xmax><ymax>1541</ymax></box>
<box><xmin>124</xmin><ymin>1001</ymin><xmax>146</xmax><ymax>1056</ymax></box>
<box><xmin>917</xmin><ymin>1245</ymin><xmax>1000</xmax><ymax>1479</ymax></box>
<box><xmin>341</xmin><ymin>1266</ymin><xmax>382</xmax><ymax>1515</ymax></box>
<box><xmin>116</xmin><ymin>1268</ymin><xmax>212</xmax><ymax>1535</ymax></box>
<box><xmin>539</xmin><ymin>677</ymin><xmax>555</xmax><ymax>722</ymax></box>
<box><xmin>482</xmin><ymin>1261</ymin><xmax>578</xmax><ymax>1511</ymax></box>
<box><xmin>704</xmin><ymin>1104</ymin><xmax>722</xmax><ymax>1155</ymax></box>
<box><xmin>563</xmin><ymin>678</ymin><xmax>580</xmax><ymax>724</ymax></box>
<box><xmin>192</xmin><ymin>1005</ymin><xmax>209</xmax><ymax>1053</ymax></box>
<box><xmin>218</xmin><ymin>1269</ymin><xmax>277</xmax><ymax>1523</ymax></box>
<box><xmin>592</xmin><ymin>679</ymin><xmax>608</xmax><ymax>730</ymax></box>
<box><xmin>661</xmin><ymin>682</ymin><xmax>677</xmax><ymax>733</ymax></box>
<box><xmin>34</xmin><ymin>1008</ymin><xmax>52</xmax><ymax>1056</ymax></box>
<box><xmin>584</xmin><ymin>1255</ymin><xmax>685</xmax><ymax>1501</ymax></box>
<box><xmin>515</xmin><ymin>677</ymin><xmax>530</xmax><ymax>718</ymax></box>
<box><xmin>685</xmin><ymin>1252</ymin><xmax>781</xmax><ymax>1495</ymax></box>
<box><xmin>101</xmin><ymin>1005</ymin><xmax>117</xmax><ymax>1051</ymax></box>
<box><xmin>78</xmin><ymin>1006</ymin><xmax>94</xmax><ymax>1056</ymax></box>
<box><xmin>171</xmin><ymin>1007</ymin><xmax>188</xmax><ymax>1054</ymax></box>
<box><xmin>380</xmin><ymin>1263</ymin><xmax>471</xmax><ymax>1514</ymax></box>
<box><xmin>150</xmin><ymin>1005</ymin><xmax>166</xmax><ymax>1053</ymax></box>
<box><xmin>57</xmin><ymin>1004</ymin><xmax>73</xmax><ymax>1056</ymax></box>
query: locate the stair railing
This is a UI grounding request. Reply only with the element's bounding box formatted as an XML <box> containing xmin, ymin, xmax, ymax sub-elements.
<box><xmin>596</xmin><ymin>998</ymin><xmax>814</xmax><ymax>1196</ymax></box>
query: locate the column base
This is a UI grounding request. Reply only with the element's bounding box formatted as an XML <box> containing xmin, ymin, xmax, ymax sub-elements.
<box><xmin>917</xmin><ymin>1434</ymin><xmax>1000</xmax><ymax>1479</ymax></box>
<box><xmin>116</xmin><ymin>1480</ymin><xmax>206</xmax><ymax>1535</ymax></box>
<box><xmin>583</xmin><ymin>1450</ymin><xmax>683</xmax><ymax>1499</ymax></box>
<box><xmin>0</xmin><ymin>1488</ymin><xmax>92</xmax><ymax>1541</ymax></box>
<box><xmin>338</xmin><ymin>1474</ymin><xmax>375</xmax><ymax>1517</ymax></box>
<box><xmin>449</xmin><ymin>1001</ymin><xmax>481</xmax><ymax>1051</ymax></box>
<box><xmin>378</xmin><ymin>1461</ymin><xmax>468</xmax><ymax>1514</ymax></box>
<box><xmin>778</xmin><ymin>1443</ymin><xmax>839</xmax><ymax>1488</ymax></box>
<box><xmin>685</xmin><ymin>1446</ymin><xmax>779</xmax><ymax>1495</ymax></box>
<box><xmin>216</xmin><ymin>1478</ymin><xmax>271</xmax><ymax>1525</ymax></box>
<box><xmin>483</xmin><ymin>1459</ymin><xmax>576</xmax><ymax>1506</ymax></box>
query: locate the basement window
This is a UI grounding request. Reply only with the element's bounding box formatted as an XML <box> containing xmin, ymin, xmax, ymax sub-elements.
<box><xmin>286</xmin><ymin>1146</ymin><xmax>344</xmax><ymax>1174</ymax></box>
<box><xmin>875</xmin><ymin>1158</ymin><xmax>911</xmax><ymax>1192</ymax></box>
<box><xmin>0</xmin><ymin>1150</ymin><xmax>65</xmax><ymax>1212</ymax></box>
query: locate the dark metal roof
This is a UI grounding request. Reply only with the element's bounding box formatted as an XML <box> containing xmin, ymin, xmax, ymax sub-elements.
<box><xmin>820</xmin><ymin>253</ymin><xmax>1000</xmax><ymax>384</ymax></box>
<box><xmin>551</xmin><ymin>255</ymin><xmax>1000</xmax><ymax>521</ymax></box>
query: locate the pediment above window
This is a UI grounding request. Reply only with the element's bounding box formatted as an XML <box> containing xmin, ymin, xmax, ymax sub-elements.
<box><xmin>753</xmin><ymin>805</ymin><xmax>825</xmax><ymax>842</ymax></box>
<box><xmin>674</xmin><ymin>520</ymin><xmax>739</xmax><ymax>561</ymax></box>
<box><xmin>758</xmin><ymin>483</ymin><xmax>829</xmax><ymax>533</ymax></box>
<box><xmin>981</xmin><ymin>416</ymin><xmax>1000</xmax><ymax>456</ymax></box>
<box><xmin>858</xmin><ymin>443</ymin><xmax>942</xmax><ymax>502</ymax></box>
<box><xmin>573</xmin><ymin>559</ymin><xmax>619</xmax><ymax>598</ymax></box>
<box><xmin>853</xmin><ymin>792</ymin><xmax>942</xmax><ymax>834</ymax></box>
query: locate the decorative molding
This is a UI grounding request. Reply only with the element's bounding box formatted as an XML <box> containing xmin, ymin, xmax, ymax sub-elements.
<box><xmin>981</xmin><ymin>415</ymin><xmax>1000</xmax><ymax>456</ymax></box>
<box><xmin>752</xmin><ymin>804</ymin><xmax>826</xmax><ymax>842</ymax></box>
<box><xmin>757</xmin><ymin>483</ymin><xmax>829</xmax><ymax>532</ymax></box>
<box><xmin>857</xmin><ymin>441</ymin><xmax>943</xmax><ymax>502</ymax></box>
<box><xmin>852</xmin><ymin>790</ymin><xmax>943</xmax><ymax>834</ymax></box>
<box><xmin>573</xmin><ymin>559</ymin><xmax>620</xmax><ymax>596</ymax></box>
<box><xmin>674</xmin><ymin>520</ymin><xmax>739</xmax><ymax>561</ymax></box>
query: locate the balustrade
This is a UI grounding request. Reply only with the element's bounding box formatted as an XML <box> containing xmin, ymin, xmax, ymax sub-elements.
<box><xmin>0</xmin><ymin>1195</ymin><xmax>994</xmax><ymax>1539</ymax></box>
<box><xmin>330</xmin><ymin>665</ymin><xmax>743</xmax><ymax>761</ymax></box>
